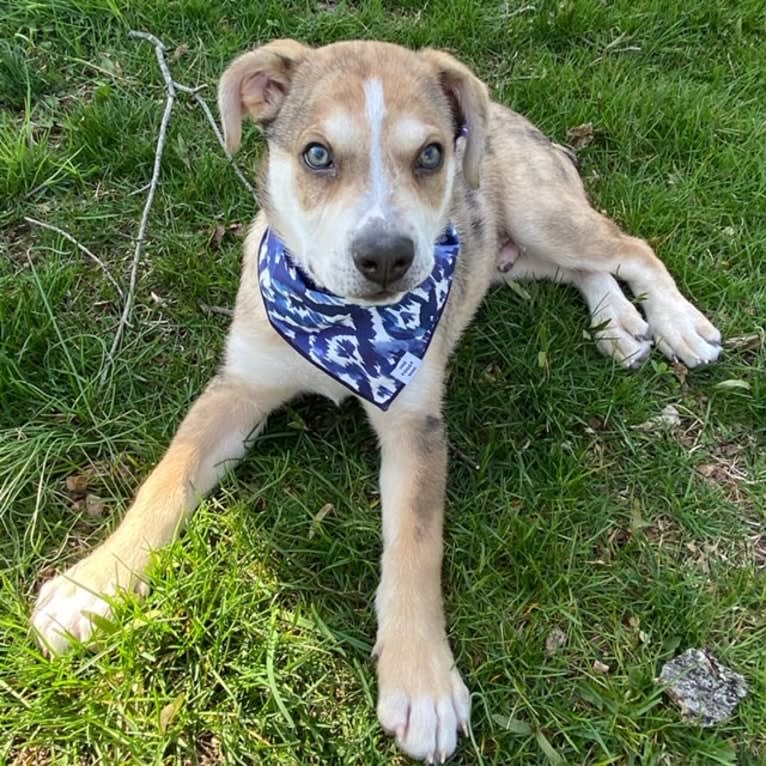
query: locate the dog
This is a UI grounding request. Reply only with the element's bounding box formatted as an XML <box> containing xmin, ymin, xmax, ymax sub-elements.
<box><xmin>31</xmin><ymin>39</ymin><xmax>722</xmax><ymax>762</ymax></box>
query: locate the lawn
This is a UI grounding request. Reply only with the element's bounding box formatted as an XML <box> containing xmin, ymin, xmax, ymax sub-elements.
<box><xmin>1</xmin><ymin>1</ymin><xmax>764</xmax><ymax>764</ymax></box>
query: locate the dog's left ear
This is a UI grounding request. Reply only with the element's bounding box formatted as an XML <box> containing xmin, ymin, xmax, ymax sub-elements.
<box><xmin>420</xmin><ymin>49</ymin><xmax>489</xmax><ymax>189</ymax></box>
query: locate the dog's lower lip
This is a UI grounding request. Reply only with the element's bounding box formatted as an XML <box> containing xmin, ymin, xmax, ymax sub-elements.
<box><xmin>351</xmin><ymin>288</ymin><xmax>398</xmax><ymax>303</ymax></box>
<box><xmin>362</xmin><ymin>289</ymin><xmax>405</xmax><ymax>304</ymax></box>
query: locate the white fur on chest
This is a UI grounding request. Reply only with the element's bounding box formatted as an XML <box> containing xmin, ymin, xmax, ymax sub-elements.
<box><xmin>224</xmin><ymin>327</ymin><xmax>352</xmax><ymax>406</ymax></box>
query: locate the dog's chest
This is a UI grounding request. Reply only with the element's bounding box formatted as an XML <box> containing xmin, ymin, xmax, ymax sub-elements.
<box><xmin>225</xmin><ymin>325</ymin><xmax>354</xmax><ymax>406</ymax></box>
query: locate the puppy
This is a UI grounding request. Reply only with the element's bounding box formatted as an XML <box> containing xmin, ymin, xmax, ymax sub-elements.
<box><xmin>32</xmin><ymin>40</ymin><xmax>721</xmax><ymax>762</ymax></box>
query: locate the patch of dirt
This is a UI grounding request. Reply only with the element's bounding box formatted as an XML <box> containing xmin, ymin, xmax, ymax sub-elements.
<box><xmin>183</xmin><ymin>732</ymin><xmax>223</xmax><ymax>766</ymax></box>
<box><xmin>694</xmin><ymin>440</ymin><xmax>750</xmax><ymax>504</ymax></box>
<box><xmin>595</xmin><ymin>498</ymin><xmax>764</xmax><ymax>574</ymax></box>
<box><xmin>566</xmin><ymin>122</ymin><xmax>594</xmax><ymax>150</ymax></box>
<box><xmin>544</xmin><ymin>626</ymin><xmax>567</xmax><ymax>656</ymax></box>
<box><xmin>9</xmin><ymin>747</ymin><xmax>53</xmax><ymax>766</ymax></box>
<box><xmin>1</xmin><ymin>222</ymin><xmax>40</xmax><ymax>267</ymax></box>
<box><xmin>597</xmin><ymin>406</ymin><xmax>763</xmax><ymax>570</ymax></box>
<box><xmin>682</xmin><ymin>521</ymin><xmax>766</xmax><ymax>574</ymax></box>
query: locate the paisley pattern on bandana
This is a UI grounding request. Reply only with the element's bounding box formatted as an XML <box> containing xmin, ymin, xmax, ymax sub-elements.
<box><xmin>258</xmin><ymin>226</ymin><xmax>460</xmax><ymax>410</ymax></box>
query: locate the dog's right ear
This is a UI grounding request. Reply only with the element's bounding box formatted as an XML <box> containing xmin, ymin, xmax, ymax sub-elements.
<box><xmin>218</xmin><ymin>39</ymin><xmax>311</xmax><ymax>154</ymax></box>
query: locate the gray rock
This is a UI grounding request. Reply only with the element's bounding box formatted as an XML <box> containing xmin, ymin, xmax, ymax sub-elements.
<box><xmin>658</xmin><ymin>648</ymin><xmax>748</xmax><ymax>726</ymax></box>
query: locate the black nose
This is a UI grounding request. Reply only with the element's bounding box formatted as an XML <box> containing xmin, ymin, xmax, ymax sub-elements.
<box><xmin>352</xmin><ymin>229</ymin><xmax>415</xmax><ymax>287</ymax></box>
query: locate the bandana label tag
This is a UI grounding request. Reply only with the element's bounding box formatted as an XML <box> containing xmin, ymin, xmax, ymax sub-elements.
<box><xmin>390</xmin><ymin>352</ymin><xmax>422</xmax><ymax>384</ymax></box>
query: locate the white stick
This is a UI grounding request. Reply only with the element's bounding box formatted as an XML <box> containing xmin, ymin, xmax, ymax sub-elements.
<box><xmin>101</xmin><ymin>31</ymin><xmax>176</xmax><ymax>384</ymax></box>
<box><xmin>101</xmin><ymin>30</ymin><xmax>257</xmax><ymax>383</ymax></box>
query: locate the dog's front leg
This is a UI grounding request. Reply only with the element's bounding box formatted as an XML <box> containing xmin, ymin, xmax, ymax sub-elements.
<box><xmin>364</xmin><ymin>390</ymin><xmax>470</xmax><ymax>763</ymax></box>
<box><xmin>32</xmin><ymin>375</ymin><xmax>290</xmax><ymax>655</ymax></box>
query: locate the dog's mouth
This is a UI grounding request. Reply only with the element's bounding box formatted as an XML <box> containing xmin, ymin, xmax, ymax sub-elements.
<box><xmin>288</xmin><ymin>231</ymin><xmax>452</xmax><ymax>306</ymax></box>
<box><xmin>345</xmin><ymin>261</ymin><xmax>434</xmax><ymax>304</ymax></box>
<box><xmin>298</xmin><ymin>264</ymin><xmax>409</xmax><ymax>306</ymax></box>
<box><xmin>291</xmin><ymin>251</ymin><xmax>416</xmax><ymax>305</ymax></box>
<box><xmin>301</xmin><ymin>264</ymin><xmax>410</xmax><ymax>305</ymax></box>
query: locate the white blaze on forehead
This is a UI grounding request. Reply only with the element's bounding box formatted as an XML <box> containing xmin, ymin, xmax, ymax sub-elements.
<box><xmin>322</xmin><ymin>110</ymin><xmax>361</xmax><ymax>147</ymax></box>
<box><xmin>363</xmin><ymin>78</ymin><xmax>390</xmax><ymax>214</ymax></box>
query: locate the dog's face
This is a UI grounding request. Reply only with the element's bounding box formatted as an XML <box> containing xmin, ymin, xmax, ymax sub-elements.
<box><xmin>219</xmin><ymin>40</ymin><xmax>488</xmax><ymax>301</ymax></box>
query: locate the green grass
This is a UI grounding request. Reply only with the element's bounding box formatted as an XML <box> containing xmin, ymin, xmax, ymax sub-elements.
<box><xmin>1</xmin><ymin>1</ymin><xmax>765</xmax><ymax>764</ymax></box>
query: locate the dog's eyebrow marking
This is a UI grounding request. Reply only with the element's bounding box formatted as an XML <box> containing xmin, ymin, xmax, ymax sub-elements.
<box><xmin>322</xmin><ymin>110</ymin><xmax>361</xmax><ymax>146</ymax></box>
<box><xmin>392</xmin><ymin>116</ymin><xmax>432</xmax><ymax>150</ymax></box>
<box><xmin>363</xmin><ymin>78</ymin><xmax>389</xmax><ymax>212</ymax></box>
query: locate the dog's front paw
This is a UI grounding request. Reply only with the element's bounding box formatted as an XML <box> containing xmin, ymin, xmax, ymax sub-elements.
<box><xmin>591</xmin><ymin>299</ymin><xmax>652</xmax><ymax>368</ymax></box>
<box><xmin>375</xmin><ymin>635</ymin><xmax>470</xmax><ymax>763</ymax></box>
<box><xmin>644</xmin><ymin>293</ymin><xmax>722</xmax><ymax>368</ymax></box>
<box><xmin>31</xmin><ymin>549</ymin><xmax>148</xmax><ymax>656</ymax></box>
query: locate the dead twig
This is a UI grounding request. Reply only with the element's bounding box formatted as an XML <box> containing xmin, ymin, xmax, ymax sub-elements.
<box><xmin>174</xmin><ymin>81</ymin><xmax>258</xmax><ymax>202</ymax></box>
<box><xmin>198</xmin><ymin>301</ymin><xmax>234</xmax><ymax>318</ymax></box>
<box><xmin>448</xmin><ymin>440</ymin><xmax>481</xmax><ymax>471</ymax></box>
<box><xmin>99</xmin><ymin>30</ymin><xmax>257</xmax><ymax>385</ymax></box>
<box><xmin>101</xmin><ymin>31</ymin><xmax>176</xmax><ymax>384</ymax></box>
<box><xmin>23</xmin><ymin>216</ymin><xmax>124</xmax><ymax>300</ymax></box>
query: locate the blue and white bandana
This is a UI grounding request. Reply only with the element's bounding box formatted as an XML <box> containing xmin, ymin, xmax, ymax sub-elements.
<box><xmin>258</xmin><ymin>226</ymin><xmax>460</xmax><ymax>410</ymax></box>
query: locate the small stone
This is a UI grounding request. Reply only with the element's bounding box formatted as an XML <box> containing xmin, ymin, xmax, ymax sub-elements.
<box><xmin>593</xmin><ymin>660</ymin><xmax>610</xmax><ymax>674</ymax></box>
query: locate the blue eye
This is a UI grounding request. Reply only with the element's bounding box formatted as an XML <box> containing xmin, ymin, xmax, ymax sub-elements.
<box><xmin>417</xmin><ymin>143</ymin><xmax>443</xmax><ymax>171</ymax></box>
<box><xmin>303</xmin><ymin>143</ymin><xmax>334</xmax><ymax>170</ymax></box>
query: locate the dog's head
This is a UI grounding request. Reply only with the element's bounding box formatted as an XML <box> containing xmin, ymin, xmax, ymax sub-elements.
<box><xmin>219</xmin><ymin>39</ymin><xmax>488</xmax><ymax>302</ymax></box>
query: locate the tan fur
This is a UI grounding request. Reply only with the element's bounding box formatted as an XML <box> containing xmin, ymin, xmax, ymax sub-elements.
<box><xmin>32</xmin><ymin>39</ymin><xmax>721</xmax><ymax>763</ymax></box>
